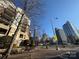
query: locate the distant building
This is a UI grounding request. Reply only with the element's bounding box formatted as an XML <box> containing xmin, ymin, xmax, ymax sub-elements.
<box><xmin>41</xmin><ymin>33</ymin><xmax>48</xmax><ymax>41</ymax></box>
<box><xmin>55</xmin><ymin>28</ymin><xmax>67</xmax><ymax>45</ymax></box>
<box><xmin>63</xmin><ymin>21</ymin><xmax>79</xmax><ymax>44</ymax></box>
<box><xmin>77</xmin><ymin>29</ymin><xmax>79</xmax><ymax>34</ymax></box>
<box><xmin>49</xmin><ymin>37</ymin><xmax>54</xmax><ymax>45</ymax></box>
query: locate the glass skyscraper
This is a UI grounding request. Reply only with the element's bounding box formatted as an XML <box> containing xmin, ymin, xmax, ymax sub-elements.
<box><xmin>63</xmin><ymin>21</ymin><xmax>79</xmax><ymax>43</ymax></box>
<box><xmin>55</xmin><ymin>28</ymin><xmax>67</xmax><ymax>44</ymax></box>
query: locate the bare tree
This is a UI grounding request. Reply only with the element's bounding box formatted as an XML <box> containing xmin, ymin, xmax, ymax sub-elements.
<box><xmin>21</xmin><ymin>0</ymin><xmax>42</xmax><ymax>16</ymax></box>
<box><xmin>10</xmin><ymin>0</ymin><xmax>43</xmax><ymax>37</ymax></box>
<box><xmin>1</xmin><ymin>0</ymin><xmax>43</xmax><ymax>59</ymax></box>
<box><xmin>5</xmin><ymin>0</ymin><xmax>43</xmax><ymax>40</ymax></box>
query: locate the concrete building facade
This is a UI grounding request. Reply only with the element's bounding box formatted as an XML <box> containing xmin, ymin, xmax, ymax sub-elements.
<box><xmin>9</xmin><ymin>7</ymin><xmax>31</xmax><ymax>47</ymax></box>
<box><xmin>0</xmin><ymin>0</ymin><xmax>31</xmax><ymax>47</ymax></box>
<box><xmin>63</xmin><ymin>21</ymin><xmax>79</xmax><ymax>44</ymax></box>
<box><xmin>0</xmin><ymin>0</ymin><xmax>16</xmax><ymax>36</ymax></box>
<box><xmin>55</xmin><ymin>28</ymin><xmax>68</xmax><ymax>45</ymax></box>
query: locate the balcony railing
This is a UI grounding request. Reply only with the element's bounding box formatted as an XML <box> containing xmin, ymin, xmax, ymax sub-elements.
<box><xmin>0</xmin><ymin>16</ymin><xmax>10</xmax><ymax>25</ymax></box>
<box><xmin>22</xmin><ymin>20</ymin><xmax>30</xmax><ymax>26</ymax></box>
<box><xmin>0</xmin><ymin>23</ymin><xmax>9</xmax><ymax>30</ymax></box>
<box><xmin>0</xmin><ymin>6</ymin><xmax>4</xmax><ymax>15</ymax></box>
<box><xmin>21</xmin><ymin>27</ymin><xmax>30</xmax><ymax>33</ymax></box>
<box><xmin>21</xmin><ymin>28</ymin><xmax>26</xmax><ymax>32</ymax></box>
<box><xmin>7</xmin><ymin>5</ymin><xmax>16</xmax><ymax>13</ymax></box>
<box><xmin>4</xmin><ymin>8</ymin><xmax>16</xmax><ymax>17</ymax></box>
<box><xmin>21</xmin><ymin>24</ymin><xmax>27</xmax><ymax>27</ymax></box>
<box><xmin>1</xmin><ymin>12</ymin><xmax>14</xmax><ymax>21</ymax></box>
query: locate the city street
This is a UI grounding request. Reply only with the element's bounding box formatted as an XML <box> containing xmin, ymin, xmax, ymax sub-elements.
<box><xmin>0</xmin><ymin>46</ymin><xmax>78</xmax><ymax>59</ymax></box>
<box><xmin>1</xmin><ymin>0</ymin><xmax>79</xmax><ymax>59</ymax></box>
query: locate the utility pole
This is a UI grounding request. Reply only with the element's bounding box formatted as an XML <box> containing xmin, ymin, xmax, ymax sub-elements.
<box><xmin>1</xmin><ymin>1</ymin><xmax>27</xmax><ymax>59</ymax></box>
<box><xmin>50</xmin><ymin>19</ymin><xmax>55</xmax><ymax>35</ymax></box>
<box><xmin>33</xmin><ymin>27</ymin><xmax>37</xmax><ymax>47</ymax></box>
<box><xmin>50</xmin><ymin>18</ymin><xmax>59</xmax><ymax>50</ymax></box>
<box><xmin>1</xmin><ymin>13</ymin><xmax>24</xmax><ymax>59</ymax></box>
<box><xmin>33</xmin><ymin>25</ymin><xmax>41</xmax><ymax>47</ymax></box>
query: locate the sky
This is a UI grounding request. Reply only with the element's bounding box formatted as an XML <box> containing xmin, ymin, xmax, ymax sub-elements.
<box><xmin>15</xmin><ymin>0</ymin><xmax>79</xmax><ymax>37</ymax></box>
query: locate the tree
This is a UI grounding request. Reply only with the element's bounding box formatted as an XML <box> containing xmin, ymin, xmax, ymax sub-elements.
<box><xmin>15</xmin><ymin>0</ymin><xmax>43</xmax><ymax>35</ymax></box>
<box><xmin>1</xmin><ymin>0</ymin><xmax>43</xmax><ymax>59</ymax></box>
<box><xmin>21</xmin><ymin>0</ymin><xmax>42</xmax><ymax>17</ymax></box>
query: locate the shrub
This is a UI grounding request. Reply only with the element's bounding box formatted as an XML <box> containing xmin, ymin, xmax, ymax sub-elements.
<box><xmin>0</xmin><ymin>36</ymin><xmax>12</xmax><ymax>48</ymax></box>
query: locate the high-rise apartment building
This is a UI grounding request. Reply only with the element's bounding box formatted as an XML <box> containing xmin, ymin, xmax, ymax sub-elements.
<box><xmin>0</xmin><ymin>0</ymin><xmax>16</xmax><ymax>36</ymax></box>
<box><xmin>0</xmin><ymin>0</ymin><xmax>31</xmax><ymax>47</ymax></box>
<box><xmin>8</xmin><ymin>7</ymin><xmax>31</xmax><ymax>46</ymax></box>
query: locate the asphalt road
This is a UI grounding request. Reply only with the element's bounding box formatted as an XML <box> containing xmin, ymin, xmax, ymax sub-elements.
<box><xmin>0</xmin><ymin>46</ymin><xmax>79</xmax><ymax>59</ymax></box>
<box><xmin>1</xmin><ymin>48</ymin><xmax>67</xmax><ymax>59</ymax></box>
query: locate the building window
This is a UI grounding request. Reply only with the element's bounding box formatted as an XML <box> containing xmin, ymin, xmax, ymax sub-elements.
<box><xmin>0</xmin><ymin>28</ymin><xmax>7</xmax><ymax>34</ymax></box>
<box><xmin>20</xmin><ymin>34</ymin><xmax>23</xmax><ymax>38</ymax></box>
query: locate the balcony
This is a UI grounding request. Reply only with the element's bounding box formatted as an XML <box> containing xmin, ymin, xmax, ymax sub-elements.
<box><xmin>22</xmin><ymin>22</ymin><xmax>28</xmax><ymax>25</ymax></box>
<box><xmin>21</xmin><ymin>28</ymin><xmax>26</xmax><ymax>32</ymax></box>
<box><xmin>1</xmin><ymin>12</ymin><xmax>14</xmax><ymax>21</ymax></box>
<box><xmin>7</xmin><ymin>0</ymin><xmax>16</xmax><ymax>11</ymax></box>
<box><xmin>0</xmin><ymin>6</ymin><xmax>4</xmax><ymax>15</ymax></box>
<box><xmin>21</xmin><ymin>24</ymin><xmax>27</xmax><ymax>27</ymax></box>
<box><xmin>21</xmin><ymin>27</ymin><xmax>30</xmax><ymax>33</ymax></box>
<box><xmin>4</xmin><ymin>8</ymin><xmax>16</xmax><ymax>17</ymax></box>
<box><xmin>0</xmin><ymin>17</ymin><xmax>10</xmax><ymax>25</ymax></box>
<box><xmin>21</xmin><ymin>27</ymin><xmax>26</xmax><ymax>31</ymax></box>
<box><xmin>22</xmin><ymin>21</ymin><xmax>30</xmax><ymax>27</ymax></box>
<box><xmin>0</xmin><ymin>23</ymin><xmax>9</xmax><ymax>30</ymax></box>
<box><xmin>8</xmin><ymin>5</ymin><xmax>16</xmax><ymax>13</ymax></box>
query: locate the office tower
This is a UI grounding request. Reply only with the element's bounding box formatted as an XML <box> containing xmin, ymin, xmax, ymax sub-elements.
<box><xmin>55</xmin><ymin>28</ymin><xmax>67</xmax><ymax>45</ymax></box>
<box><xmin>63</xmin><ymin>21</ymin><xmax>79</xmax><ymax>44</ymax></box>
